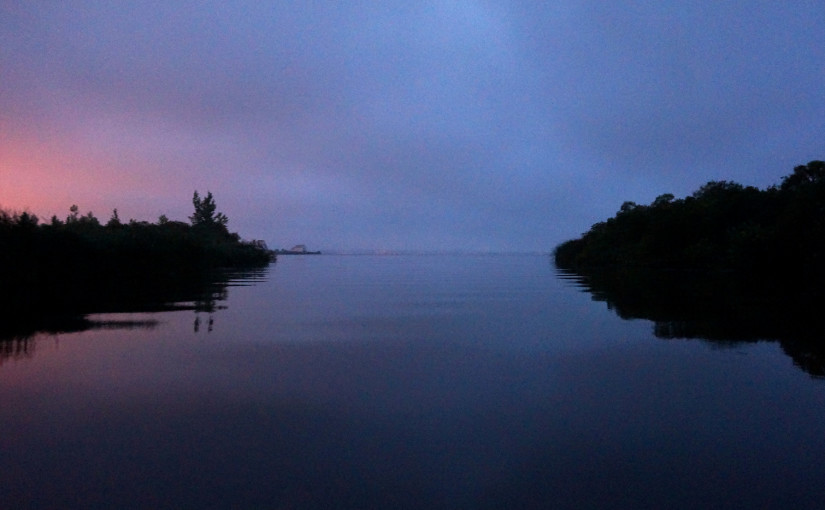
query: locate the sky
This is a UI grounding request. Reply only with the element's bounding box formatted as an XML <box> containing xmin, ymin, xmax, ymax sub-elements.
<box><xmin>1</xmin><ymin>1</ymin><xmax>823</xmax><ymax>253</ymax></box>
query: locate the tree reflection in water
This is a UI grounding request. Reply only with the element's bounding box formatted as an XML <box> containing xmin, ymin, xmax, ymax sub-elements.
<box><xmin>558</xmin><ymin>266</ymin><xmax>825</xmax><ymax>378</ymax></box>
<box><xmin>0</xmin><ymin>317</ymin><xmax>159</xmax><ymax>365</ymax></box>
<box><xmin>0</xmin><ymin>266</ymin><xmax>269</xmax><ymax>362</ymax></box>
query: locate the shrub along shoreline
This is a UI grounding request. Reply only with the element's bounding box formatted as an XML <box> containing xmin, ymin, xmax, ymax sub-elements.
<box><xmin>0</xmin><ymin>191</ymin><xmax>273</xmax><ymax>316</ymax></box>
<box><xmin>553</xmin><ymin>161</ymin><xmax>825</xmax><ymax>363</ymax></box>
<box><xmin>554</xmin><ymin>161</ymin><xmax>825</xmax><ymax>290</ymax></box>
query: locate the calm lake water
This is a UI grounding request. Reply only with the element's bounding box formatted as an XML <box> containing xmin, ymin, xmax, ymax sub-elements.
<box><xmin>2</xmin><ymin>254</ymin><xmax>824</xmax><ymax>509</ymax></box>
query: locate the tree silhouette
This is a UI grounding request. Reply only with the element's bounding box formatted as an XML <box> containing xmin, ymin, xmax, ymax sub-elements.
<box><xmin>780</xmin><ymin>160</ymin><xmax>825</xmax><ymax>191</ymax></box>
<box><xmin>107</xmin><ymin>209</ymin><xmax>122</xmax><ymax>228</ymax></box>
<box><xmin>554</xmin><ymin>160</ymin><xmax>825</xmax><ymax>280</ymax></box>
<box><xmin>0</xmin><ymin>191</ymin><xmax>272</xmax><ymax>318</ymax></box>
<box><xmin>189</xmin><ymin>191</ymin><xmax>228</xmax><ymax>231</ymax></box>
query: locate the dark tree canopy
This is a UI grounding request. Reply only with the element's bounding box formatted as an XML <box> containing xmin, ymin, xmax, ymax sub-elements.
<box><xmin>554</xmin><ymin>160</ymin><xmax>825</xmax><ymax>285</ymax></box>
<box><xmin>190</xmin><ymin>191</ymin><xmax>229</xmax><ymax>230</ymax></box>
<box><xmin>780</xmin><ymin>160</ymin><xmax>825</xmax><ymax>191</ymax></box>
<box><xmin>0</xmin><ymin>193</ymin><xmax>272</xmax><ymax>316</ymax></box>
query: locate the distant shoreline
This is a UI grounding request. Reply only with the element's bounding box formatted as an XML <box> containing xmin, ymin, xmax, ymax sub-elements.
<box><xmin>303</xmin><ymin>250</ymin><xmax>548</xmax><ymax>256</ymax></box>
<box><xmin>273</xmin><ymin>249</ymin><xmax>322</xmax><ymax>255</ymax></box>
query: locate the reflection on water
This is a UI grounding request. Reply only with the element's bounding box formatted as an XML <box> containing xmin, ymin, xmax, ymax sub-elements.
<box><xmin>0</xmin><ymin>267</ymin><xmax>265</xmax><ymax>362</ymax></box>
<box><xmin>0</xmin><ymin>337</ymin><xmax>34</xmax><ymax>364</ymax></box>
<box><xmin>0</xmin><ymin>318</ymin><xmax>159</xmax><ymax>365</ymax></box>
<box><xmin>558</xmin><ymin>266</ymin><xmax>825</xmax><ymax>378</ymax></box>
<box><xmin>2</xmin><ymin>255</ymin><xmax>825</xmax><ymax>509</ymax></box>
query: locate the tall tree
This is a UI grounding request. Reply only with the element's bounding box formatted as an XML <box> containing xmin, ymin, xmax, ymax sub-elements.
<box><xmin>189</xmin><ymin>191</ymin><xmax>228</xmax><ymax>230</ymax></box>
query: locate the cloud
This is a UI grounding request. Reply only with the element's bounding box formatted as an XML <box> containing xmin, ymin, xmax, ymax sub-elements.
<box><xmin>2</xmin><ymin>1</ymin><xmax>823</xmax><ymax>251</ymax></box>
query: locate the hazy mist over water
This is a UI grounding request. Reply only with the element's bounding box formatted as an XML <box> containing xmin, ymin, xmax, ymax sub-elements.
<box><xmin>2</xmin><ymin>254</ymin><xmax>824</xmax><ymax>508</ymax></box>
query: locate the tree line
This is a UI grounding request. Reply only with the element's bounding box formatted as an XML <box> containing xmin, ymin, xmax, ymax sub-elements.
<box><xmin>0</xmin><ymin>191</ymin><xmax>272</xmax><ymax>314</ymax></box>
<box><xmin>554</xmin><ymin>160</ymin><xmax>825</xmax><ymax>286</ymax></box>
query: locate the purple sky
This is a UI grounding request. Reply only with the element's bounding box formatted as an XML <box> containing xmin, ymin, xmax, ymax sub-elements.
<box><xmin>2</xmin><ymin>1</ymin><xmax>823</xmax><ymax>252</ymax></box>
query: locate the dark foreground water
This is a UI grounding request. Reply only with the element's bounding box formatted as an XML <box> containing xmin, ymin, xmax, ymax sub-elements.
<box><xmin>2</xmin><ymin>254</ymin><xmax>824</xmax><ymax>509</ymax></box>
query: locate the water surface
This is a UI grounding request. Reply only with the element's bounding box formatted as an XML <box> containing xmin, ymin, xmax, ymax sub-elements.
<box><xmin>2</xmin><ymin>255</ymin><xmax>824</xmax><ymax>508</ymax></box>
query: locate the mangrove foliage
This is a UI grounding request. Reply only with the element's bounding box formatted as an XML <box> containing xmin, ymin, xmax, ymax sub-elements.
<box><xmin>0</xmin><ymin>191</ymin><xmax>272</xmax><ymax>315</ymax></box>
<box><xmin>554</xmin><ymin>160</ymin><xmax>825</xmax><ymax>285</ymax></box>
